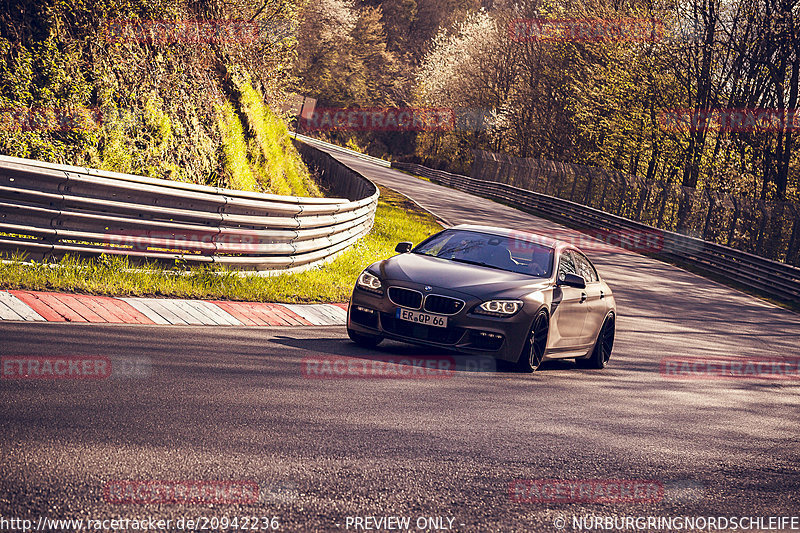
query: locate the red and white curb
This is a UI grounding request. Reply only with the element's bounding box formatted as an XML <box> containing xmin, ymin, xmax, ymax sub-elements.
<box><xmin>0</xmin><ymin>290</ymin><xmax>347</xmax><ymax>326</ymax></box>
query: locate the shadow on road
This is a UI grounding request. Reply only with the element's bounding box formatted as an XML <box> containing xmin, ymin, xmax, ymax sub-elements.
<box><xmin>270</xmin><ymin>335</ymin><xmax>581</xmax><ymax>374</ymax></box>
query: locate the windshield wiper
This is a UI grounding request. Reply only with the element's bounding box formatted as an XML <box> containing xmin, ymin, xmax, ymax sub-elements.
<box><xmin>448</xmin><ymin>257</ymin><xmax>507</xmax><ymax>271</ymax></box>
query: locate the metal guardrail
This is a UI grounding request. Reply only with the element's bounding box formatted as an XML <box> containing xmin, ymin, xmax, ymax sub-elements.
<box><xmin>392</xmin><ymin>162</ymin><xmax>800</xmax><ymax>304</ymax></box>
<box><xmin>472</xmin><ymin>149</ymin><xmax>800</xmax><ymax>267</ymax></box>
<box><xmin>292</xmin><ymin>133</ymin><xmax>391</xmax><ymax>168</ymax></box>
<box><xmin>0</xmin><ymin>141</ymin><xmax>378</xmax><ymax>271</ymax></box>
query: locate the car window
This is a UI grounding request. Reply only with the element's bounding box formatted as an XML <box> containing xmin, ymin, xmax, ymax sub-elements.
<box><xmin>572</xmin><ymin>251</ymin><xmax>598</xmax><ymax>283</ymax></box>
<box><xmin>557</xmin><ymin>250</ymin><xmax>576</xmax><ymax>278</ymax></box>
<box><xmin>413</xmin><ymin>229</ymin><xmax>554</xmax><ymax>277</ymax></box>
<box><xmin>415</xmin><ymin>231</ymin><xmax>457</xmax><ymax>257</ymax></box>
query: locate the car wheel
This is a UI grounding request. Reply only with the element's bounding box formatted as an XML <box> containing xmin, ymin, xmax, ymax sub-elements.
<box><xmin>515</xmin><ymin>311</ymin><xmax>549</xmax><ymax>373</ymax></box>
<box><xmin>347</xmin><ymin>328</ymin><xmax>383</xmax><ymax>348</ymax></box>
<box><xmin>581</xmin><ymin>314</ymin><xmax>615</xmax><ymax>369</ymax></box>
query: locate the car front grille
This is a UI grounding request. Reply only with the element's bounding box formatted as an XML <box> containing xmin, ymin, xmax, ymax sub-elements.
<box><xmin>388</xmin><ymin>287</ymin><xmax>422</xmax><ymax>309</ymax></box>
<box><xmin>423</xmin><ymin>295</ymin><xmax>464</xmax><ymax>315</ymax></box>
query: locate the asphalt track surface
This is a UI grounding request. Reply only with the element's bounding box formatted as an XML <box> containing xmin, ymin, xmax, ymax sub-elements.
<box><xmin>2</xmin><ymin>145</ymin><xmax>799</xmax><ymax>532</ymax></box>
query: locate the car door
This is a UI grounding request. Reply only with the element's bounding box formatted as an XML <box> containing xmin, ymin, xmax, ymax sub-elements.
<box><xmin>572</xmin><ymin>251</ymin><xmax>605</xmax><ymax>347</ymax></box>
<box><xmin>548</xmin><ymin>250</ymin><xmax>590</xmax><ymax>356</ymax></box>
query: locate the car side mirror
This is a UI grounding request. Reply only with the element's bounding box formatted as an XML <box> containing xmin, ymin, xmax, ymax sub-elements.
<box><xmin>557</xmin><ymin>272</ymin><xmax>586</xmax><ymax>289</ymax></box>
<box><xmin>395</xmin><ymin>242</ymin><xmax>413</xmax><ymax>254</ymax></box>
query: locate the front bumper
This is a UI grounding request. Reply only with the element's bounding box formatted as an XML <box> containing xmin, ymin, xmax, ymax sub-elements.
<box><xmin>347</xmin><ymin>282</ymin><xmax>534</xmax><ymax>362</ymax></box>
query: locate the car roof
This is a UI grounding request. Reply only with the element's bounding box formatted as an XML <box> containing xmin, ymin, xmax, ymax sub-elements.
<box><xmin>449</xmin><ymin>224</ymin><xmax>561</xmax><ymax>249</ymax></box>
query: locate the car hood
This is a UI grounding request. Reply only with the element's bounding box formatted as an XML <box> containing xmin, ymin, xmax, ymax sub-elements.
<box><xmin>375</xmin><ymin>253</ymin><xmax>552</xmax><ymax>297</ymax></box>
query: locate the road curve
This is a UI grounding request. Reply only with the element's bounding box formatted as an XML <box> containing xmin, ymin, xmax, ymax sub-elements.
<box><xmin>1</xmin><ymin>143</ymin><xmax>799</xmax><ymax>532</ymax></box>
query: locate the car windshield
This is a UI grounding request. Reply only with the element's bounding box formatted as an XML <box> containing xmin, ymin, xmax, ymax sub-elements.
<box><xmin>413</xmin><ymin>229</ymin><xmax>554</xmax><ymax>277</ymax></box>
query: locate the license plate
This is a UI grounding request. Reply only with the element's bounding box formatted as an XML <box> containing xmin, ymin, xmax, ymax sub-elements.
<box><xmin>396</xmin><ymin>308</ymin><xmax>448</xmax><ymax>328</ymax></box>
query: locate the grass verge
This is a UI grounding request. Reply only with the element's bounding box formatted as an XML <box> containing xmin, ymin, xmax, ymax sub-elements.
<box><xmin>0</xmin><ymin>186</ymin><xmax>442</xmax><ymax>303</ymax></box>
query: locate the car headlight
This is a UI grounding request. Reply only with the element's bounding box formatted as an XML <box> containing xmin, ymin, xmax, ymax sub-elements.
<box><xmin>356</xmin><ymin>270</ymin><xmax>383</xmax><ymax>293</ymax></box>
<box><xmin>474</xmin><ymin>299</ymin><xmax>523</xmax><ymax>317</ymax></box>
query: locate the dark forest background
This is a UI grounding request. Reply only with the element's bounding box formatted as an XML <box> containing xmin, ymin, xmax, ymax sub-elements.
<box><xmin>2</xmin><ymin>0</ymin><xmax>798</xmax><ymax>233</ymax></box>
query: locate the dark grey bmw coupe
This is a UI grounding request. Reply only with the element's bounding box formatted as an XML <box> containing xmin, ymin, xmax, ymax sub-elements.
<box><xmin>346</xmin><ymin>224</ymin><xmax>616</xmax><ymax>372</ymax></box>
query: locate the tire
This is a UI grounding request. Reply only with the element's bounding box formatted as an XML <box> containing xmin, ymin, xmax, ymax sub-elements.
<box><xmin>580</xmin><ymin>314</ymin><xmax>615</xmax><ymax>369</ymax></box>
<box><xmin>514</xmin><ymin>311</ymin><xmax>549</xmax><ymax>373</ymax></box>
<box><xmin>347</xmin><ymin>328</ymin><xmax>383</xmax><ymax>348</ymax></box>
